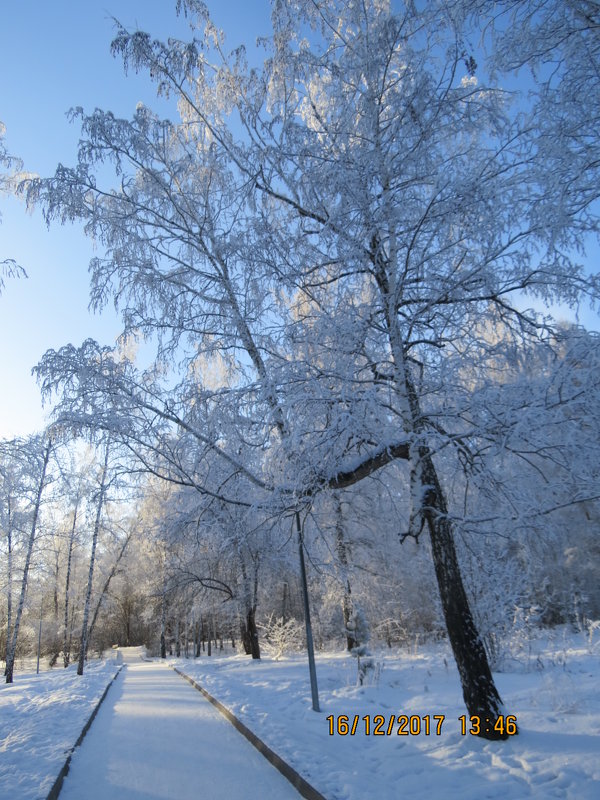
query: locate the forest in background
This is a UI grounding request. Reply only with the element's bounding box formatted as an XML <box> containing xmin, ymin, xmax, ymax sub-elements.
<box><xmin>2</xmin><ymin>0</ymin><xmax>600</xmax><ymax>741</ymax></box>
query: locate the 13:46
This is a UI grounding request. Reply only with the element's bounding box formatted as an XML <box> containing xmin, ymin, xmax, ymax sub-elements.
<box><xmin>458</xmin><ymin>714</ymin><xmax>518</xmax><ymax>737</ymax></box>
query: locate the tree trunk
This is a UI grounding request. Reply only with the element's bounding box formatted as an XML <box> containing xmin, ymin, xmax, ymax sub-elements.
<box><xmin>240</xmin><ymin>619</ymin><xmax>252</xmax><ymax>654</ymax></box>
<box><xmin>334</xmin><ymin>494</ymin><xmax>355</xmax><ymax>651</ymax></box>
<box><xmin>281</xmin><ymin>582</ymin><xmax>289</xmax><ymax>624</ymax></box>
<box><xmin>246</xmin><ymin>607</ymin><xmax>260</xmax><ymax>660</ymax></box>
<box><xmin>87</xmin><ymin>533</ymin><xmax>131</xmax><ymax>654</ymax></box>
<box><xmin>160</xmin><ymin>561</ymin><xmax>167</xmax><ymax>659</ymax></box>
<box><xmin>5</xmin><ymin>439</ymin><xmax>52</xmax><ymax>684</ymax></box>
<box><xmin>239</xmin><ymin>556</ymin><xmax>261</xmax><ymax>658</ymax></box>
<box><xmin>420</xmin><ymin>450</ymin><xmax>513</xmax><ymax>739</ymax></box>
<box><xmin>4</xmin><ymin>497</ymin><xmax>13</xmax><ymax>675</ymax></box>
<box><xmin>77</xmin><ymin>443</ymin><xmax>109</xmax><ymax>676</ymax></box>
<box><xmin>63</xmin><ymin>504</ymin><xmax>78</xmax><ymax>667</ymax></box>
<box><xmin>296</xmin><ymin>512</ymin><xmax>319</xmax><ymax>710</ymax></box>
<box><xmin>377</xmin><ymin>282</ymin><xmax>511</xmax><ymax>739</ymax></box>
<box><xmin>53</xmin><ymin>546</ymin><xmax>60</xmax><ymax>621</ymax></box>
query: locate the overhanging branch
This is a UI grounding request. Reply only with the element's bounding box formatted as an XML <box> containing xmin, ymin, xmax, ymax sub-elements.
<box><xmin>326</xmin><ymin>442</ymin><xmax>410</xmax><ymax>491</ymax></box>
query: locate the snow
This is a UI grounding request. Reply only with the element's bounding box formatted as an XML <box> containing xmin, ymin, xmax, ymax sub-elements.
<box><xmin>0</xmin><ymin>653</ymin><xmax>121</xmax><ymax>800</ymax></box>
<box><xmin>172</xmin><ymin>632</ymin><xmax>600</xmax><ymax>800</ymax></box>
<box><xmin>58</xmin><ymin>648</ymin><xmax>300</xmax><ymax>800</ymax></box>
<box><xmin>1</xmin><ymin>634</ymin><xmax>599</xmax><ymax>799</ymax></box>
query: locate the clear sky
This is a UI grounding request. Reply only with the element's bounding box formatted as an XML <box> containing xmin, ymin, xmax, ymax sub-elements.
<box><xmin>0</xmin><ymin>0</ymin><xmax>271</xmax><ymax>439</ymax></box>
<box><xmin>1</xmin><ymin>1</ymin><xmax>599</xmax><ymax>440</ymax></box>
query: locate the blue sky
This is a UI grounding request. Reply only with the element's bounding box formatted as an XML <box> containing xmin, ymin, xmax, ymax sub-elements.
<box><xmin>1</xmin><ymin>1</ymin><xmax>599</xmax><ymax>439</ymax></box>
<box><xmin>0</xmin><ymin>0</ymin><xmax>271</xmax><ymax>438</ymax></box>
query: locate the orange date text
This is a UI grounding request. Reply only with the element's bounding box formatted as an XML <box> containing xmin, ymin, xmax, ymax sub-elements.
<box><xmin>326</xmin><ymin>714</ymin><xmax>446</xmax><ymax>736</ymax></box>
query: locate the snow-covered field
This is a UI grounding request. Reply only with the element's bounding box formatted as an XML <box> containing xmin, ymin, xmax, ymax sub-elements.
<box><xmin>0</xmin><ymin>655</ymin><xmax>121</xmax><ymax>800</ymax></box>
<box><xmin>173</xmin><ymin>631</ymin><xmax>600</xmax><ymax>800</ymax></box>
<box><xmin>1</xmin><ymin>632</ymin><xmax>598</xmax><ymax>799</ymax></box>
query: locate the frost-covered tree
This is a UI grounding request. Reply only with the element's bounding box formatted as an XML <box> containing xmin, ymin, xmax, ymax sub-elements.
<box><xmin>30</xmin><ymin>0</ymin><xmax>600</xmax><ymax>736</ymax></box>
<box><xmin>76</xmin><ymin>440</ymin><xmax>114</xmax><ymax>675</ymax></box>
<box><xmin>3</xmin><ymin>434</ymin><xmax>53</xmax><ymax>683</ymax></box>
<box><xmin>0</xmin><ymin>442</ymin><xmax>29</xmax><ymax>670</ymax></box>
<box><xmin>447</xmin><ymin>0</ymin><xmax>600</xmax><ymax>254</ymax></box>
<box><xmin>0</xmin><ymin>121</ymin><xmax>26</xmax><ymax>292</ymax></box>
<box><xmin>458</xmin><ymin>324</ymin><xmax>600</xmax><ymax>656</ymax></box>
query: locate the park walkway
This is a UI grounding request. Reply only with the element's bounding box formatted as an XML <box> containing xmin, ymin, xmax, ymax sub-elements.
<box><xmin>58</xmin><ymin>648</ymin><xmax>301</xmax><ymax>799</ymax></box>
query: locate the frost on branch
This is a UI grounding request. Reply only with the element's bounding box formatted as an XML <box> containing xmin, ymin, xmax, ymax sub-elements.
<box><xmin>0</xmin><ymin>120</ymin><xmax>27</xmax><ymax>291</ymax></box>
<box><xmin>258</xmin><ymin>613</ymin><xmax>304</xmax><ymax>660</ymax></box>
<box><xmin>26</xmin><ymin>0</ymin><xmax>600</xmax><ymax>733</ymax></box>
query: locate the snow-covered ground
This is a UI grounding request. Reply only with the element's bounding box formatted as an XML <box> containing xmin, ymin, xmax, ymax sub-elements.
<box><xmin>173</xmin><ymin>631</ymin><xmax>600</xmax><ymax>800</ymax></box>
<box><xmin>0</xmin><ymin>654</ymin><xmax>121</xmax><ymax>799</ymax></box>
<box><xmin>58</xmin><ymin>650</ymin><xmax>301</xmax><ymax>800</ymax></box>
<box><xmin>1</xmin><ymin>631</ymin><xmax>598</xmax><ymax>799</ymax></box>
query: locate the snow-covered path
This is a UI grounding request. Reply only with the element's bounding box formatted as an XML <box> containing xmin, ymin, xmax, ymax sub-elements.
<box><xmin>58</xmin><ymin>648</ymin><xmax>301</xmax><ymax>799</ymax></box>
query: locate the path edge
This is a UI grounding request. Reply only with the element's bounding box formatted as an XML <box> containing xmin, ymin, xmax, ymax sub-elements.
<box><xmin>45</xmin><ymin>664</ymin><xmax>123</xmax><ymax>800</ymax></box>
<box><xmin>173</xmin><ymin>666</ymin><xmax>327</xmax><ymax>800</ymax></box>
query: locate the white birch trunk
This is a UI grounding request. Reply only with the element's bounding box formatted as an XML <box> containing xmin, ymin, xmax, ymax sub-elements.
<box><xmin>5</xmin><ymin>439</ymin><xmax>52</xmax><ymax>684</ymax></box>
<box><xmin>77</xmin><ymin>443</ymin><xmax>110</xmax><ymax>676</ymax></box>
<box><xmin>63</xmin><ymin>503</ymin><xmax>78</xmax><ymax>667</ymax></box>
<box><xmin>87</xmin><ymin>532</ymin><xmax>131</xmax><ymax>650</ymax></box>
<box><xmin>4</xmin><ymin>496</ymin><xmax>13</xmax><ymax>675</ymax></box>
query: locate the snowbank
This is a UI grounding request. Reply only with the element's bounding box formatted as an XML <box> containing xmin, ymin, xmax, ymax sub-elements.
<box><xmin>0</xmin><ymin>657</ymin><xmax>121</xmax><ymax>800</ymax></box>
<box><xmin>173</xmin><ymin>633</ymin><xmax>600</xmax><ymax>800</ymax></box>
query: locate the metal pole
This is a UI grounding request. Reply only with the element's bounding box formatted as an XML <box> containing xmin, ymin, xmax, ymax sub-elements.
<box><xmin>36</xmin><ymin>597</ymin><xmax>43</xmax><ymax>675</ymax></box>
<box><xmin>296</xmin><ymin>511</ymin><xmax>320</xmax><ymax>712</ymax></box>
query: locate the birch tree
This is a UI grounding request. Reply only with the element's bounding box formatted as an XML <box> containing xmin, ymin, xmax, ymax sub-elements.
<box><xmin>77</xmin><ymin>441</ymin><xmax>110</xmax><ymax>675</ymax></box>
<box><xmin>0</xmin><ymin>444</ymin><xmax>28</xmax><ymax>671</ymax></box>
<box><xmin>30</xmin><ymin>0</ymin><xmax>600</xmax><ymax>735</ymax></box>
<box><xmin>4</xmin><ymin>435</ymin><xmax>53</xmax><ymax>683</ymax></box>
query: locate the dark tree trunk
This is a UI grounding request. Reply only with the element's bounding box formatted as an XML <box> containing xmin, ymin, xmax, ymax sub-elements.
<box><xmin>240</xmin><ymin>608</ymin><xmax>260</xmax><ymax>659</ymax></box>
<box><xmin>160</xmin><ymin>566</ymin><xmax>167</xmax><ymax>659</ymax></box>
<box><xmin>240</xmin><ymin>624</ymin><xmax>251</xmax><ymax>654</ymax></box>
<box><xmin>421</xmin><ymin>450</ymin><xmax>515</xmax><ymax>740</ymax></box>
<box><xmin>247</xmin><ymin>607</ymin><xmax>260</xmax><ymax>659</ymax></box>
<box><xmin>53</xmin><ymin>547</ymin><xmax>59</xmax><ymax>621</ymax></box>
<box><xmin>239</xmin><ymin>556</ymin><xmax>261</xmax><ymax>659</ymax></box>
<box><xmin>281</xmin><ymin>582</ymin><xmax>289</xmax><ymax>623</ymax></box>
<box><xmin>196</xmin><ymin>623</ymin><xmax>202</xmax><ymax>657</ymax></box>
<box><xmin>240</xmin><ymin>620</ymin><xmax>251</xmax><ymax>654</ymax></box>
